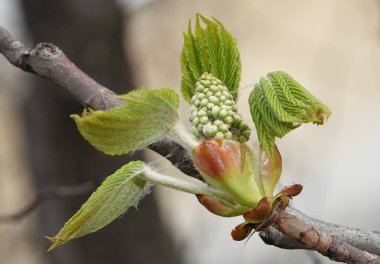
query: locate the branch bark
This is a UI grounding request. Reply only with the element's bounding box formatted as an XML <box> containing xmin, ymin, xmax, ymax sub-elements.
<box><xmin>1</xmin><ymin>24</ymin><xmax>379</xmax><ymax>264</ymax></box>
<box><xmin>0</xmin><ymin>25</ymin><xmax>193</xmax><ymax>176</ymax></box>
<box><xmin>0</xmin><ymin>26</ymin><xmax>123</xmax><ymax>110</ymax></box>
<box><xmin>271</xmin><ymin>210</ymin><xmax>380</xmax><ymax>264</ymax></box>
<box><xmin>260</xmin><ymin>207</ymin><xmax>380</xmax><ymax>256</ymax></box>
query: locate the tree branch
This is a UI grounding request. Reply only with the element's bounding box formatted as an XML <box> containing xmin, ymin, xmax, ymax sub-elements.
<box><xmin>1</xmin><ymin>24</ymin><xmax>379</xmax><ymax>263</ymax></box>
<box><xmin>271</xmin><ymin>209</ymin><xmax>380</xmax><ymax>264</ymax></box>
<box><xmin>260</xmin><ymin>207</ymin><xmax>380</xmax><ymax>256</ymax></box>
<box><xmin>0</xmin><ymin>26</ymin><xmax>123</xmax><ymax>110</ymax></box>
<box><xmin>0</xmin><ymin>181</ymin><xmax>96</xmax><ymax>222</ymax></box>
<box><xmin>0</xmin><ymin>24</ymin><xmax>192</xmax><ymax>176</ymax></box>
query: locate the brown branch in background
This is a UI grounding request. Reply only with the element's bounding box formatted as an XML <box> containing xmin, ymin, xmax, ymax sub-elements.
<box><xmin>1</xmin><ymin>25</ymin><xmax>380</xmax><ymax>263</ymax></box>
<box><xmin>0</xmin><ymin>181</ymin><xmax>97</xmax><ymax>222</ymax></box>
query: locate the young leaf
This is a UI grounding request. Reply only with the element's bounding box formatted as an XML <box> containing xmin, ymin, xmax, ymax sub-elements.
<box><xmin>249</xmin><ymin>71</ymin><xmax>331</xmax><ymax>157</ymax></box>
<box><xmin>71</xmin><ymin>87</ymin><xmax>179</xmax><ymax>155</ymax></box>
<box><xmin>46</xmin><ymin>161</ymin><xmax>147</xmax><ymax>251</ymax></box>
<box><xmin>180</xmin><ymin>14</ymin><xmax>241</xmax><ymax>102</ymax></box>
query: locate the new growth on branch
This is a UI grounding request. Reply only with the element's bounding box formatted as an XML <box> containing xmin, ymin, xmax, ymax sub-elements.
<box><xmin>1</xmin><ymin>14</ymin><xmax>379</xmax><ymax>264</ymax></box>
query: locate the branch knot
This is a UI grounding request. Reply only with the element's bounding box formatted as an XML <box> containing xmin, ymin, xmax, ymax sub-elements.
<box><xmin>31</xmin><ymin>43</ymin><xmax>62</xmax><ymax>59</ymax></box>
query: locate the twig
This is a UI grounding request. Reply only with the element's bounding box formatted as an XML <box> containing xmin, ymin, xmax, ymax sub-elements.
<box><xmin>260</xmin><ymin>207</ymin><xmax>380</xmax><ymax>256</ymax></box>
<box><xmin>0</xmin><ymin>26</ymin><xmax>123</xmax><ymax>111</ymax></box>
<box><xmin>0</xmin><ymin>25</ymin><xmax>195</xmax><ymax>177</ymax></box>
<box><xmin>0</xmin><ymin>181</ymin><xmax>96</xmax><ymax>222</ymax></box>
<box><xmin>1</xmin><ymin>24</ymin><xmax>380</xmax><ymax>263</ymax></box>
<box><xmin>272</xmin><ymin>209</ymin><xmax>380</xmax><ymax>264</ymax></box>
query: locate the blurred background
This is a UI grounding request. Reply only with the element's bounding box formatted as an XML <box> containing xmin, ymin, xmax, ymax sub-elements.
<box><xmin>0</xmin><ymin>0</ymin><xmax>379</xmax><ymax>263</ymax></box>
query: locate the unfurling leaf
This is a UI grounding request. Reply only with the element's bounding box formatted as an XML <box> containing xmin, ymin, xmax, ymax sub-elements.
<box><xmin>249</xmin><ymin>71</ymin><xmax>331</xmax><ymax>156</ymax></box>
<box><xmin>47</xmin><ymin>161</ymin><xmax>146</xmax><ymax>251</ymax></box>
<box><xmin>71</xmin><ymin>87</ymin><xmax>179</xmax><ymax>155</ymax></box>
<box><xmin>180</xmin><ymin>14</ymin><xmax>241</xmax><ymax>102</ymax></box>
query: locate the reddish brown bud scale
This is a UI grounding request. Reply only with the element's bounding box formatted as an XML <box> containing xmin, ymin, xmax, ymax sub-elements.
<box><xmin>231</xmin><ymin>223</ymin><xmax>254</xmax><ymax>241</ymax></box>
<box><xmin>243</xmin><ymin>197</ymin><xmax>272</xmax><ymax>223</ymax></box>
<box><xmin>277</xmin><ymin>184</ymin><xmax>303</xmax><ymax>198</ymax></box>
<box><xmin>192</xmin><ymin>140</ymin><xmax>225</xmax><ymax>179</ymax></box>
<box><xmin>192</xmin><ymin>140</ymin><xmax>240</xmax><ymax>180</ymax></box>
<box><xmin>192</xmin><ymin>139</ymin><xmax>265</xmax><ymax>207</ymax></box>
<box><xmin>196</xmin><ymin>194</ymin><xmax>250</xmax><ymax>217</ymax></box>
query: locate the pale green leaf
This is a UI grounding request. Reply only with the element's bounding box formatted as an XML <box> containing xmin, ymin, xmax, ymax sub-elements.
<box><xmin>47</xmin><ymin>161</ymin><xmax>147</xmax><ymax>251</ymax></box>
<box><xmin>71</xmin><ymin>87</ymin><xmax>179</xmax><ymax>155</ymax></box>
<box><xmin>249</xmin><ymin>71</ymin><xmax>331</xmax><ymax>157</ymax></box>
<box><xmin>180</xmin><ymin>14</ymin><xmax>241</xmax><ymax>102</ymax></box>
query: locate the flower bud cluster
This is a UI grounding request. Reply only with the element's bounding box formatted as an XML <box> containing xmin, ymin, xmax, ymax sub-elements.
<box><xmin>189</xmin><ymin>72</ymin><xmax>250</xmax><ymax>142</ymax></box>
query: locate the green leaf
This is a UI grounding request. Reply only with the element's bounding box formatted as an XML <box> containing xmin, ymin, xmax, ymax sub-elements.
<box><xmin>180</xmin><ymin>14</ymin><xmax>241</xmax><ymax>102</ymax></box>
<box><xmin>71</xmin><ymin>87</ymin><xmax>179</xmax><ymax>155</ymax></box>
<box><xmin>46</xmin><ymin>161</ymin><xmax>147</xmax><ymax>251</ymax></box>
<box><xmin>249</xmin><ymin>71</ymin><xmax>331</xmax><ymax>157</ymax></box>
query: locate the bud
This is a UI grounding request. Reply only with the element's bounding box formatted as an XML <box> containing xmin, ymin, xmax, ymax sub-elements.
<box><xmin>192</xmin><ymin>140</ymin><xmax>264</xmax><ymax>208</ymax></box>
<box><xmin>275</xmin><ymin>184</ymin><xmax>303</xmax><ymax>199</ymax></box>
<box><xmin>261</xmin><ymin>144</ymin><xmax>282</xmax><ymax>197</ymax></box>
<box><xmin>231</xmin><ymin>222</ymin><xmax>254</xmax><ymax>241</ymax></box>
<box><xmin>189</xmin><ymin>73</ymin><xmax>251</xmax><ymax>142</ymax></box>
<box><xmin>196</xmin><ymin>194</ymin><xmax>250</xmax><ymax>217</ymax></box>
<box><xmin>243</xmin><ymin>197</ymin><xmax>272</xmax><ymax>223</ymax></box>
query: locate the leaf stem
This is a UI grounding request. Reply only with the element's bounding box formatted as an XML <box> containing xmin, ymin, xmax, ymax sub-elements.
<box><xmin>141</xmin><ymin>166</ymin><xmax>235</xmax><ymax>203</ymax></box>
<box><xmin>168</xmin><ymin>121</ymin><xmax>199</xmax><ymax>151</ymax></box>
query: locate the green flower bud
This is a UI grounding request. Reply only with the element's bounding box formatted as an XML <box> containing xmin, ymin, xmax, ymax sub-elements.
<box><xmin>224</xmin><ymin>131</ymin><xmax>233</xmax><ymax>139</ymax></box>
<box><xmin>192</xmin><ymin>117</ymin><xmax>200</xmax><ymax>126</ymax></box>
<box><xmin>191</xmin><ymin>127</ymin><xmax>201</xmax><ymax>137</ymax></box>
<box><xmin>189</xmin><ymin>72</ymin><xmax>251</xmax><ymax>142</ymax></box>
<box><xmin>209</xmin><ymin>96</ymin><xmax>219</xmax><ymax>104</ymax></box>
<box><xmin>242</xmin><ymin>129</ymin><xmax>251</xmax><ymax>139</ymax></box>
<box><xmin>196</xmin><ymin>84</ymin><xmax>204</xmax><ymax>91</ymax></box>
<box><xmin>203</xmin><ymin>124</ymin><xmax>218</xmax><ymax>137</ymax></box>
<box><xmin>212</xmin><ymin>106</ymin><xmax>220</xmax><ymax>117</ymax></box>
<box><xmin>219</xmin><ymin>109</ymin><xmax>228</xmax><ymax>118</ymax></box>
<box><xmin>207</xmin><ymin>103</ymin><xmax>215</xmax><ymax>110</ymax></box>
<box><xmin>219</xmin><ymin>124</ymin><xmax>229</xmax><ymax>133</ymax></box>
<box><xmin>200</xmin><ymin>98</ymin><xmax>209</xmax><ymax>107</ymax></box>
<box><xmin>215</xmin><ymin>132</ymin><xmax>224</xmax><ymax>140</ymax></box>
<box><xmin>210</xmin><ymin>85</ymin><xmax>219</xmax><ymax>93</ymax></box>
<box><xmin>198</xmin><ymin>93</ymin><xmax>206</xmax><ymax>99</ymax></box>
<box><xmin>222</xmin><ymin>91</ymin><xmax>230</xmax><ymax>97</ymax></box>
<box><xmin>224</xmin><ymin>116</ymin><xmax>233</xmax><ymax>124</ymax></box>
<box><xmin>214</xmin><ymin>119</ymin><xmax>224</xmax><ymax>127</ymax></box>
<box><xmin>218</xmin><ymin>84</ymin><xmax>226</xmax><ymax>91</ymax></box>
<box><xmin>225</xmin><ymin>100</ymin><xmax>234</xmax><ymax>106</ymax></box>
<box><xmin>199</xmin><ymin>116</ymin><xmax>209</xmax><ymax>124</ymax></box>
<box><xmin>197</xmin><ymin>109</ymin><xmax>207</xmax><ymax>117</ymax></box>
